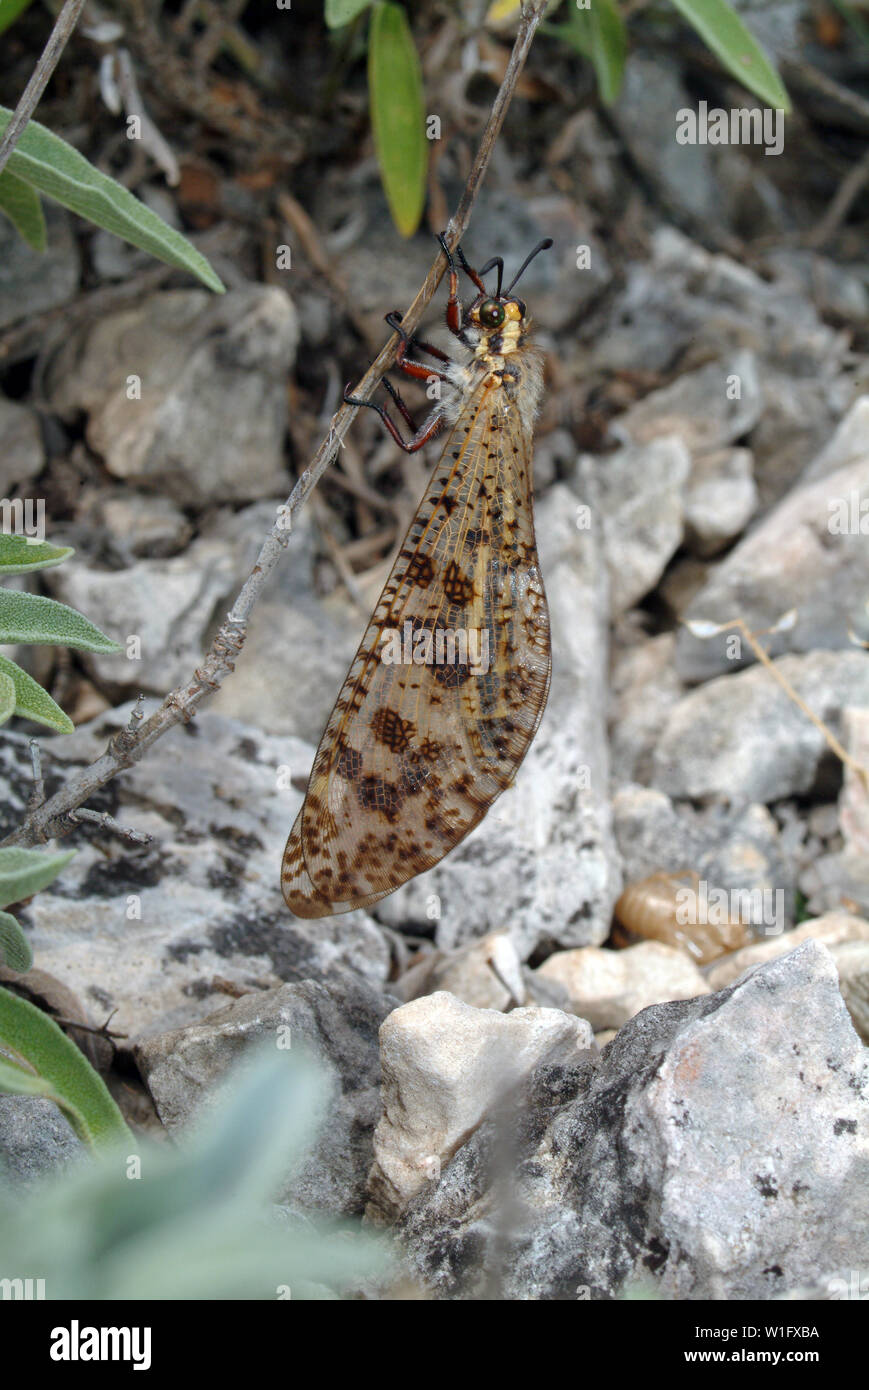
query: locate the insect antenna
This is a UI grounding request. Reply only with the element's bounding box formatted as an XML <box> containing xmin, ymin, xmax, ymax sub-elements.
<box><xmin>506</xmin><ymin>237</ymin><xmax>554</xmax><ymax>293</ymax></box>
<box><xmin>478</xmin><ymin>256</ymin><xmax>504</xmax><ymax>297</ymax></box>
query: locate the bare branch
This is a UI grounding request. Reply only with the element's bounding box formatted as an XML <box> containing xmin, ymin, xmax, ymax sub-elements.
<box><xmin>2</xmin><ymin>0</ymin><xmax>550</xmax><ymax>848</ymax></box>
<box><xmin>67</xmin><ymin>808</ymin><xmax>153</xmax><ymax>845</ymax></box>
<box><xmin>0</xmin><ymin>0</ymin><xmax>89</xmax><ymax>177</ymax></box>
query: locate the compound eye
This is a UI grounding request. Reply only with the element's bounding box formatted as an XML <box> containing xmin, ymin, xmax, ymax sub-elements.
<box><xmin>479</xmin><ymin>299</ymin><xmax>505</xmax><ymax>329</ymax></box>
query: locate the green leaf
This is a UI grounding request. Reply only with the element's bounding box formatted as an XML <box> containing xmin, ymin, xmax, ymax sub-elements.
<box><xmin>0</xmin><ymin>1054</ymin><xmax>50</xmax><ymax>1095</ymax></box>
<box><xmin>0</xmin><ymin>653</ymin><xmax>74</xmax><ymax>733</ymax></box>
<box><xmin>543</xmin><ymin>0</ymin><xmax>627</xmax><ymax>104</ymax></box>
<box><xmin>0</xmin><ymin>534</ymin><xmax>74</xmax><ymax>575</ymax></box>
<box><xmin>0</xmin><ymin>670</ymin><xmax>15</xmax><ymax>725</ymax></box>
<box><xmin>0</xmin><ymin>167</ymin><xmax>46</xmax><ymax>250</ymax></box>
<box><xmin>0</xmin><ymin>909</ymin><xmax>32</xmax><ymax>973</ymax></box>
<box><xmin>0</xmin><ymin>846</ymin><xmax>76</xmax><ymax>910</ymax></box>
<box><xmin>325</xmin><ymin>0</ymin><xmax>372</xmax><ymax>26</ymax></box>
<box><xmin>0</xmin><ymin>0</ymin><xmax>34</xmax><ymax>38</ymax></box>
<box><xmin>0</xmin><ymin>1048</ymin><xmax>391</xmax><ymax>1299</ymax></box>
<box><xmin>368</xmin><ymin>2</ymin><xmax>427</xmax><ymax>238</ymax></box>
<box><xmin>591</xmin><ymin>0</ymin><xmax>627</xmax><ymax>105</ymax></box>
<box><xmin>0</xmin><ymin>985</ymin><xmax>130</xmax><ymax>1149</ymax></box>
<box><xmin>667</xmin><ymin>0</ymin><xmax>791</xmax><ymax>111</ymax></box>
<box><xmin>0</xmin><ymin>589</ymin><xmax>122</xmax><ymax>653</ymax></box>
<box><xmin>0</xmin><ymin>106</ymin><xmax>226</xmax><ymax>293</ymax></box>
<box><xmin>542</xmin><ymin>14</ymin><xmax>592</xmax><ymax>59</ymax></box>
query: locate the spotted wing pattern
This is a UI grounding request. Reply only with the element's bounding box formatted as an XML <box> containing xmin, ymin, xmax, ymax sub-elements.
<box><xmin>282</xmin><ymin>357</ymin><xmax>551</xmax><ymax>917</ymax></box>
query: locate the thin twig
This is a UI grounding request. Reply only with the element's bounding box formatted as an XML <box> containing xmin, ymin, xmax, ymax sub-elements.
<box><xmin>803</xmin><ymin>145</ymin><xmax>869</xmax><ymax>250</ymax></box>
<box><xmin>67</xmin><ymin>808</ymin><xmax>153</xmax><ymax>845</ymax></box>
<box><xmin>2</xmin><ymin>0</ymin><xmax>550</xmax><ymax>849</ymax></box>
<box><xmin>0</xmin><ymin>0</ymin><xmax>89</xmax><ymax>177</ymax></box>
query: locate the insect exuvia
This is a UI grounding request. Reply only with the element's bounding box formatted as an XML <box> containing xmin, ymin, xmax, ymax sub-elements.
<box><xmin>282</xmin><ymin>233</ymin><xmax>554</xmax><ymax>918</ymax></box>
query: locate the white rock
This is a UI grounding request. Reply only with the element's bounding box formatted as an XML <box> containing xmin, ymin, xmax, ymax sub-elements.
<box><xmin>652</xmin><ymin>650</ymin><xmax>869</xmax><ymax>803</ymax></box>
<box><xmin>366</xmin><ymin>992</ymin><xmax>593</xmax><ymax>1221</ymax></box>
<box><xmin>535</xmin><ymin>941</ymin><xmax>709</xmax><ymax>1031</ymax></box>
<box><xmin>610</xmin><ymin>350</ymin><xmax>762</xmax><ymax>456</ymax></box>
<box><xmin>707</xmin><ymin>910</ymin><xmax>869</xmax><ymax>990</ymax></box>
<box><xmin>430</xmin><ymin>933</ymin><xmax>526</xmax><ymax>1011</ymax></box>
<box><xmin>46</xmin><ymin>286</ymin><xmax>298</xmax><ymax>506</ymax></box>
<box><xmin>677</xmin><ymin>398</ymin><xmax>869</xmax><ymax>681</ymax></box>
<box><xmin>683</xmin><ymin>447</ymin><xmax>758</xmax><ymax>557</ymax></box>
<box><xmin>578</xmin><ymin>436</ymin><xmax>691</xmax><ymax>615</ymax></box>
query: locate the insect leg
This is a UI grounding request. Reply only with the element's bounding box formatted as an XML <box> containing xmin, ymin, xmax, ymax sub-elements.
<box><xmin>437</xmin><ymin>233</ymin><xmax>464</xmax><ymax>337</ymax></box>
<box><xmin>343</xmin><ymin>382</ymin><xmax>444</xmax><ymax>453</ymax></box>
<box><xmin>385</xmin><ymin>311</ymin><xmax>450</xmax><ymax>363</ymax></box>
<box><xmin>381</xmin><ymin>376</ymin><xmax>419</xmax><ymax>431</ymax></box>
<box><xmin>384</xmin><ymin>312</ymin><xmax>450</xmax><ymax>382</ymax></box>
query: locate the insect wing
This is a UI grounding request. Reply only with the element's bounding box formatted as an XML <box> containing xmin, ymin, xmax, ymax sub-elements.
<box><xmin>282</xmin><ymin>373</ymin><xmax>551</xmax><ymax>918</ymax></box>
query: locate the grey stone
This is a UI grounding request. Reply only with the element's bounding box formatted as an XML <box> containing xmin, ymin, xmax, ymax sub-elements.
<box><xmin>578</xmin><ymin>437</ymin><xmax>691</xmax><ymax>615</ymax></box>
<box><xmin>683</xmin><ymin>447</ymin><xmax>758</xmax><ymax>557</ymax></box>
<box><xmin>610</xmin><ymin>351</ymin><xmax>762</xmax><ymax>457</ymax></box>
<box><xmin>0</xmin><ymin>205</ymin><xmax>79</xmax><ymax>331</ymax></box>
<box><xmin>657</xmin><ymin>556</ymin><xmax>713</xmax><ymax>620</ymax></box>
<box><xmin>833</xmin><ymin>940</ymin><xmax>869</xmax><ymax>1043</ymax></box>
<box><xmin>46</xmin><ymin>522</ymin><xmax>242</xmax><ymax>692</ymax></box>
<box><xmin>591</xmin><ymin>225</ymin><xmax>845</xmax><ymax>377</ymax></box>
<box><xmin>677</xmin><ymin>399</ymin><xmax>869</xmax><ymax>682</ymax></box>
<box><xmin>589</xmin><ymin>231</ymin><xmax>850</xmax><ymax>506</ymax></box>
<box><xmin>612</xmin><ymin>785</ymin><xmax>794</xmax><ymax>928</ymax></box>
<box><xmin>77</xmin><ymin>487</ymin><xmax>192</xmax><ymax>561</ymax></box>
<box><xmin>652</xmin><ymin>650</ymin><xmax>869</xmax><ymax>802</ymax></box>
<box><xmin>833</xmin><ymin>707</ymin><xmax>869</xmax><ymax>914</ymax></box>
<box><xmin>0</xmin><ymin>706</ymin><xmax>391</xmax><ymax>1042</ymax></box>
<box><xmin>610</xmin><ymin>634</ymin><xmax>682</xmax><ymax>784</ymax></box>
<box><xmin>207</xmin><ymin>510</ymin><xmax>361</xmax><ymax>747</ymax></box>
<box><xmin>45</xmin><ymin>286</ymin><xmax>298</xmax><ymax>506</ymax></box>
<box><xmin>43</xmin><ymin>502</ymin><xmax>358</xmax><ymax>736</ymax></box>
<box><xmin>725</xmin><ymin>0</ymin><xmax>801</xmax><ymax>59</ymax></box>
<box><xmin>610</xmin><ymin>58</ymin><xmax>718</xmax><ymax>227</ymax></box>
<box><xmin>136</xmin><ymin>971</ymin><xmax>394</xmax><ymax>1215</ymax></box>
<box><xmin>765</xmin><ymin>249</ymin><xmax>869</xmax><ymax>329</ymax></box>
<box><xmin>800</xmin><ymin>393</ymin><xmax>869</xmax><ymax>485</ymax></box>
<box><xmin>0</xmin><ymin>396</ymin><xmax>44</xmax><ymax>496</ymax></box>
<box><xmin>0</xmin><ymin>1096</ymin><xmax>84</xmax><ymax>1187</ymax></box>
<box><xmin>425</xmin><ymin>933</ymin><xmax>526</xmax><ymax>1012</ymax></box>
<box><xmin>397</xmin><ymin>943</ymin><xmax>869</xmax><ymax>1300</ymax></box>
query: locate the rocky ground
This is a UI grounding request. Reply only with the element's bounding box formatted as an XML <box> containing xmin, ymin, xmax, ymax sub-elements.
<box><xmin>0</xmin><ymin>1</ymin><xmax>868</xmax><ymax>1299</ymax></box>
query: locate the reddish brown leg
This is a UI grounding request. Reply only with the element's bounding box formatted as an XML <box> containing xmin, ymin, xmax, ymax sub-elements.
<box><xmin>343</xmin><ymin>381</ymin><xmax>444</xmax><ymax>453</ymax></box>
<box><xmin>438</xmin><ymin>232</ymin><xmax>488</xmax><ymax>338</ymax></box>
<box><xmin>385</xmin><ymin>311</ymin><xmax>450</xmax><ymax>364</ymax></box>
<box><xmin>382</xmin><ymin>377</ymin><xmax>418</xmax><ymax>431</ymax></box>
<box><xmin>384</xmin><ymin>312</ymin><xmax>450</xmax><ymax>383</ymax></box>
<box><xmin>438</xmin><ymin>234</ymin><xmax>463</xmax><ymax>337</ymax></box>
